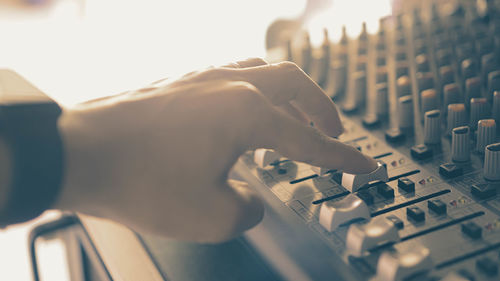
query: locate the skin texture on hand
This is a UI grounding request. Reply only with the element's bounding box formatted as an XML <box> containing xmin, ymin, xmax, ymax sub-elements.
<box><xmin>54</xmin><ymin>59</ymin><xmax>377</xmax><ymax>243</ymax></box>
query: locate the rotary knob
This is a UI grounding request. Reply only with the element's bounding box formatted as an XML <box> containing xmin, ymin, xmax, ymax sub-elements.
<box><xmin>424</xmin><ymin>110</ymin><xmax>441</xmax><ymax>144</ymax></box>
<box><xmin>398</xmin><ymin>95</ymin><xmax>414</xmax><ymax>129</ymax></box>
<box><xmin>421</xmin><ymin>89</ymin><xmax>438</xmax><ymax>115</ymax></box>
<box><xmin>465</xmin><ymin>77</ymin><xmax>481</xmax><ymax>107</ymax></box>
<box><xmin>488</xmin><ymin>70</ymin><xmax>500</xmax><ymax>100</ymax></box>
<box><xmin>493</xmin><ymin>91</ymin><xmax>500</xmax><ymax>125</ymax></box>
<box><xmin>397</xmin><ymin>76</ymin><xmax>411</xmax><ymax>97</ymax></box>
<box><xmin>443</xmin><ymin>83</ymin><xmax>460</xmax><ymax>113</ymax></box>
<box><xmin>477</xmin><ymin>119</ymin><xmax>496</xmax><ymax>153</ymax></box>
<box><xmin>451</xmin><ymin>126</ymin><xmax>471</xmax><ymax>162</ymax></box>
<box><xmin>484</xmin><ymin>143</ymin><xmax>500</xmax><ymax>181</ymax></box>
<box><xmin>447</xmin><ymin>103</ymin><xmax>467</xmax><ymax>135</ymax></box>
<box><xmin>469</xmin><ymin>98</ymin><xmax>490</xmax><ymax>130</ymax></box>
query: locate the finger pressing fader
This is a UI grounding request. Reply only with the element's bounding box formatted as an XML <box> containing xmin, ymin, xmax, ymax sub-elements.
<box><xmin>342</xmin><ymin>162</ymin><xmax>388</xmax><ymax>192</ymax></box>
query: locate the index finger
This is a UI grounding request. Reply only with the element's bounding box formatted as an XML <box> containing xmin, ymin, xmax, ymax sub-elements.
<box><xmin>229</xmin><ymin>62</ymin><xmax>344</xmax><ymax>137</ymax></box>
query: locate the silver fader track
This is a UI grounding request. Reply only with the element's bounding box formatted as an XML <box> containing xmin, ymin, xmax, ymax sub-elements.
<box><xmin>232</xmin><ymin>1</ymin><xmax>500</xmax><ymax>280</ymax></box>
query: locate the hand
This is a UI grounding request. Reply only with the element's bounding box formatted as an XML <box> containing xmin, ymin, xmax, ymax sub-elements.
<box><xmin>55</xmin><ymin>59</ymin><xmax>377</xmax><ymax>243</ymax></box>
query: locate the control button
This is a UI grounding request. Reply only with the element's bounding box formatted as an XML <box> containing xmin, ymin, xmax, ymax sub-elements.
<box><xmin>484</xmin><ymin>143</ymin><xmax>500</xmax><ymax>181</ymax></box>
<box><xmin>346</xmin><ymin>217</ymin><xmax>400</xmax><ymax>256</ymax></box>
<box><xmin>342</xmin><ymin>162</ymin><xmax>389</xmax><ymax>192</ymax></box>
<box><xmin>476</xmin><ymin>120</ymin><xmax>496</xmax><ymax>153</ymax></box>
<box><xmin>427</xmin><ymin>199</ymin><xmax>447</xmax><ymax>215</ymax></box>
<box><xmin>476</xmin><ymin>257</ymin><xmax>498</xmax><ymax>276</ymax></box>
<box><xmin>398</xmin><ymin>95</ymin><xmax>414</xmax><ymax>129</ymax></box>
<box><xmin>407</xmin><ymin>206</ymin><xmax>425</xmax><ymax>222</ymax></box>
<box><xmin>254</xmin><ymin>149</ymin><xmax>281</xmax><ymax>168</ymax></box>
<box><xmin>357</xmin><ymin>190</ymin><xmax>374</xmax><ymax>205</ymax></box>
<box><xmin>385</xmin><ymin>128</ymin><xmax>405</xmax><ymax>143</ymax></box>
<box><xmin>451</xmin><ymin>126</ymin><xmax>470</xmax><ymax>162</ymax></box>
<box><xmin>424</xmin><ymin>110</ymin><xmax>441</xmax><ymax>144</ymax></box>
<box><xmin>398</xmin><ymin>178</ymin><xmax>415</xmax><ymax>193</ymax></box>
<box><xmin>461</xmin><ymin>222</ymin><xmax>482</xmax><ymax>239</ymax></box>
<box><xmin>319</xmin><ymin>194</ymin><xmax>370</xmax><ymax>232</ymax></box>
<box><xmin>465</xmin><ymin>77</ymin><xmax>481</xmax><ymax>107</ymax></box>
<box><xmin>421</xmin><ymin>89</ymin><xmax>438</xmax><ymax>114</ymax></box>
<box><xmin>439</xmin><ymin>163</ymin><xmax>463</xmax><ymax>178</ymax></box>
<box><xmin>376</xmin><ymin>83</ymin><xmax>389</xmax><ymax>116</ymax></box>
<box><xmin>411</xmin><ymin>144</ymin><xmax>433</xmax><ymax>160</ymax></box>
<box><xmin>447</xmin><ymin>104</ymin><xmax>467</xmax><ymax>135</ymax></box>
<box><xmin>443</xmin><ymin>84</ymin><xmax>461</xmax><ymax>111</ymax></box>
<box><xmin>469</xmin><ymin>98</ymin><xmax>489</xmax><ymax>130</ymax></box>
<box><xmin>386</xmin><ymin>215</ymin><xmax>404</xmax><ymax>229</ymax></box>
<box><xmin>493</xmin><ymin>91</ymin><xmax>500</xmax><ymax>125</ymax></box>
<box><xmin>376</xmin><ymin>245</ymin><xmax>432</xmax><ymax>281</ymax></box>
<box><xmin>397</xmin><ymin>76</ymin><xmax>412</xmax><ymax>97</ymax></box>
<box><xmin>377</xmin><ymin>183</ymin><xmax>395</xmax><ymax>199</ymax></box>
<box><xmin>471</xmin><ymin>183</ymin><xmax>497</xmax><ymax>199</ymax></box>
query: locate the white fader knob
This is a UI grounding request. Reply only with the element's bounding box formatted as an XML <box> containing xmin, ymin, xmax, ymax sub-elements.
<box><xmin>346</xmin><ymin>216</ymin><xmax>400</xmax><ymax>257</ymax></box>
<box><xmin>451</xmin><ymin>126</ymin><xmax>471</xmax><ymax>162</ymax></box>
<box><xmin>376</xmin><ymin>245</ymin><xmax>433</xmax><ymax>281</ymax></box>
<box><xmin>447</xmin><ymin>103</ymin><xmax>467</xmax><ymax>135</ymax></box>
<box><xmin>254</xmin><ymin>149</ymin><xmax>281</xmax><ymax>168</ymax></box>
<box><xmin>342</xmin><ymin>162</ymin><xmax>389</xmax><ymax>192</ymax></box>
<box><xmin>424</xmin><ymin>110</ymin><xmax>441</xmax><ymax>144</ymax></box>
<box><xmin>398</xmin><ymin>95</ymin><xmax>414</xmax><ymax>129</ymax></box>
<box><xmin>484</xmin><ymin>143</ymin><xmax>500</xmax><ymax>181</ymax></box>
<box><xmin>319</xmin><ymin>194</ymin><xmax>370</xmax><ymax>232</ymax></box>
<box><xmin>477</xmin><ymin>119</ymin><xmax>496</xmax><ymax>153</ymax></box>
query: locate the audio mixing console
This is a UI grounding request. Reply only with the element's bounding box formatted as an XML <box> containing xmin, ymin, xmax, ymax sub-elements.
<box><xmin>232</xmin><ymin>1</ymin><xmax>500</xmax><ymax>280</ymax></box>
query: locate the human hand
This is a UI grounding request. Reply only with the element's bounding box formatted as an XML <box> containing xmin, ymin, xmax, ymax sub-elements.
<box><xmin>55</xmin><ymin>58</ymin><xmax>377</xmax><ymax>243</ymax></box>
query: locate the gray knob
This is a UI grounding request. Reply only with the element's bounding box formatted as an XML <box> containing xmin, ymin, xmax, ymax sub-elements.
<box><xmin>424</xmin><ymin>110</ymin><xmax>441</xmax><ymax>144</ymax></box>
<box><xmin>447</xmin><ymin>103</ymin><xmax>467</xmax><ymax>135</ymax></box>
<box><xmin>452</xmin><ymin>126</ymin><xmax>470</xmax><ymax>162</ymax></box>
<box><xmin>469</xmin><ymin>98</ymin><xmax>490</xmax><ymax>130</ymax></box>
<box><xmin>443</xmin><ymin>83</ymin><xmax>460</xmax><ymax>112</ymax></box>
<box><xmin>477</xmin><ymin>119</ymin><xmax>497</xmax><ymax>153</ymax></box>
<box><xmin>397</xmin><ymin>76</ymin><xmax>411</xmax><ymax>97</ymax></box>
<box><xmin>421</xmin><ymin>89</ymin><xmax>438</xmax><ymax>114</ymax></box>
<box><xmin>465</xmin><ymin>77</ymin><xmax>481</xmax><ymax>107</ymax></box>
<box><xmin>376</xmin><ymin>83</ymin><xmax>389</xmax><ymax>116</ymax></box>
<box><xmin>493</xmin><ymin>91</ymin><xmax>500</xmax><ymax>125</ymax></box>
<box><xmin>439</xmin><ymin>65</ymin><xmax>455</xmax><ymax>85</ymax></box>
<box><xmin>461</xmin><ymin>59</ymin><xmax>478</xmax><ymax>80</ymax></box>
<box><xmin>398</xmin><ymin>95</ymin><xmax>414</xmax><ymax>129</ymax></box>
<box><xmin>484</xmin><ymin>143</ymin><xmax>500</xmax><ymax>181</ymax></box>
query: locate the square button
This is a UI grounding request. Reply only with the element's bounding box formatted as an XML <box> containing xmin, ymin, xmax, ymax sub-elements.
<box><xmin>411</xmin><ymin>144</ymin><xmax>433</xmax><ymax>160</ymax></box>
<box><xmin>462</xmin><ymin>222</ymin><xmax>482</xmax><ymax>240</ymax></box>
<box><xmin>398</xmin><ymin>178</ymin><xmax>415</xmax><ymax>193</ymax></box>
<box><xmin>357</xmin><ymin>190</ymin><xmax>374</xmax><ymax>205</ymax></box>
<box><xmin>427</xmin><ymin>199</ymin><xmax>447</xmax><ymax>215</ymax></box>
<box><xmin>471</xmin><ymin>183</ymin><xmax>497</xmax><ymax>200</ymax></box>
<box><xmin>407</xmin><ymin>206</ymin><xmax>425</xmax><ymax>222</ymax></box>
<box><xmin>439</xmin><ymin>163</ymin><xmax>463</xmax><ymax>178</ymax></box>
<box><xmin>386</xmin><ymin>215</ymin><xmax>404</xmax><ymax>229</ymax></box>
<box><xmin>377</xmin><ymin>183</ymin><xmax>395</xmax><ymax>199</ymax></box>
<box><xmin>476</xmin><ymin>257</ymin><xmax>498</xmax><ymax>276</ymax></box>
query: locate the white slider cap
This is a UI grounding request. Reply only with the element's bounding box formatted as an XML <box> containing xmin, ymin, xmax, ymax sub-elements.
<box><xmin>346</xmin><ymin>216</ymin><xmax>400</xmax><ymax>256</ymax></box>
<box><xmin>376</xmin><ymin>245</ymin><xmax>433</xmax><ymax>281</ymax></box>
<box><xmin>342</xmin><ymin>162</ymin><xmax>388</xmax><ymax>192</ymax></box>
<box><xmin>311</xmin><ymin>166</ymin><xmax>331</xmax><ymax>176</ymax></box>
<box><xmin>319</xmin><ymin>194</ymin><xmax>370</xmax><ymax>232</ymax></box>
<box><xmin>254</xmin><ymin>149</ymin><xmax>281</xmax><ymax>168</ymax></box>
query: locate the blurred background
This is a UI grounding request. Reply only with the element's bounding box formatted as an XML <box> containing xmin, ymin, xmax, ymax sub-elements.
<box><xmin>0</xmin><ymin>0</ymin><xmax>391</xmax><ymax>279</ymax></box>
